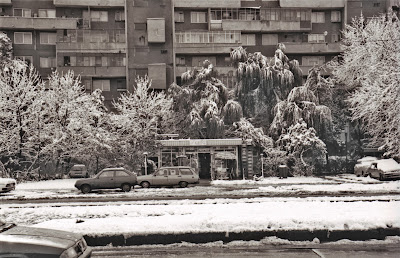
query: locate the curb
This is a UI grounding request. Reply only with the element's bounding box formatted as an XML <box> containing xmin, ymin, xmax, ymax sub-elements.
<box><xmin>84</xmin><ymin>228</ymin><xmax>400</xmax><ymax>246</ymax></box>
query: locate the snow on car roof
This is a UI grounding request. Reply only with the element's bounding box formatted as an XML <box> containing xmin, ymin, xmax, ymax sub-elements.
<box><xmin>374</xmin><ymin>159</ymin><xmax>400</xmax><ymax>171</ymax></box>
<box><xmin>357</xmin><ymin>156</ymin><xmax>378</xmax><ymax>163</ymax></box>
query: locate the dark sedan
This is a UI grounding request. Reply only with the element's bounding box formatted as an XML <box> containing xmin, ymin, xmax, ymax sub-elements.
<box><xmin>74</xmin><ymin>167</ymin><xmax>137</xmax><ymax>194</ymax></box>
<box><xmin>0</xmin><ymin>220</ymin><xmax>91</xmax><ymax>257</ymax></box>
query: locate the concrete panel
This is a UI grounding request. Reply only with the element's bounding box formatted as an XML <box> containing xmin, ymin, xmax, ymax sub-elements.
<box><xmin>0</xmin><ymin>0</ymin><xmax>11</xmax><ymax>5</ymax></box>
<box><xmin>279</xmin><ymin>0</ymin><xmax>345</xmax><ymax>8</ymax></box>
<box><xmin>283</xmin><ymin>42</ymin><xmax>342</xmax><ymax>54</ymax></box>
<box><xmin>147</xmin><ymin>18</ymin><xmax>165</xmax><ymax>43</ymax></box>
<box><xmin>0</xmin><ymin>17</ymin><xmax>78</xmax><ymax>29</ymax></box>
<box><xmin>174</xmin><ymin>0</ymin><xmax>240</xmax><ymax>8</ymax></box>
<box><xmin>53</xmin><ymin>0</ymin><xmax>125</xmax><ymax>7</ymax></box>
<box><xmin>222</xmin><ymin>20</ymin><xmax>311</xmax><ymax>32</ymax></box>
<box><xmin>148</xmin><ymin>63</ymin><xmax>166</xmax><ymax>89</ymax></box>
<box><xmin>56</xmin><ymin>42</ymin><xmax>126</xmax><ymax>53</ymax></box>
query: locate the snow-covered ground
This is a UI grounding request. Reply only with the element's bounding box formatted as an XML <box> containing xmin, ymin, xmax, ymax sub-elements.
<box><xmin>1</xmin><ymin>174</ymin><xmax>399</xmax><ymax>201</ymax></box>
<box><xmin>1</xmin><ymin>196</ymin><xmax>399</xmax><ymax>238</ymax></box>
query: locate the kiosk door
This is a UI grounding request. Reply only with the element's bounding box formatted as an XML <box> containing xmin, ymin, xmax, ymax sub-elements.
<box><xmin>198</xmin><ymin>153</ymin><xmax>211</xmax><ymax>179</ymax></box>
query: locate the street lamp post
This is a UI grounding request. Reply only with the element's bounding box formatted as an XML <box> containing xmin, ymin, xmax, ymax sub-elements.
<box><xmin>261</xmin><ymin>153</ymin><xmax>264</xmax><ymax>178</ymax></box>
<box><xmin>143</xmin><ymin>152</ymin><xmax>148</xmax><ymax>175</ymax></box>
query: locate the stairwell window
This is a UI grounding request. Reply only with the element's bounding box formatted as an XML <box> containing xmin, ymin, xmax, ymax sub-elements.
<box><xmin>311</xmin><ymin>12</ymin><xmax>325</xmax><ymax>23</ymax></box>
<box><xmin>175</xmin><ymin>11</ymin><xmax>184</xmax><ymax>22</ymax></box>
<box><xmin>14</xmin><ymin>32</ymin><xmax>32</xmax><ymax>44</ymax></box>
<box><xmin>331</xmin><ymin>11</ymin><xmax>341</xmax><ymax>22</ymax></box>
<box><xmin>93</xmin><ymin>80</ymin><xmax>110</xmax><ymax>91</ymax></box>
<box><xmin>40</xmin><ymin>32</ymin><xmax>57</xmax><ymax>45</ymax></box>
<box><xmin>191</xmin><ymin>12</ymin><xmax>207</xmax><ymax>23</ymax></box>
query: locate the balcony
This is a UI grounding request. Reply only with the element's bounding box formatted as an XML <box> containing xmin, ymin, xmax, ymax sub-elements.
<box><xmin>279</xmin><ymin>0</ymin><xmax>345</xmax><ymax>8</ymax></box>
<box><xmin>283</xmin><ymin>42</ymin><xmax>342</xmax><ymax>54</ymax></box>
<box><xmin>57</xmin><ymin>66</ymin><xmax>126</xmax><ymax>77</ymax></box>
<box><xmin>175</xmin><ymin>43</ymin><xmax>240</xmax><ymax>54</ymax></box>
<box><xmin>57</xmin><ymin>42</ymin><xmax>126</xmax><ymax>53</ymax></box>
<box><xmin>174</xmin><ymin>0</ymin><xmax>240</xmax><ymax>8</ymax></box>
<box><xmin>0</xmin><ymin>16</ymin><xmax>78</xmax><ymax>30</ymax></box>
<box><xmin>53</xmin><ymin>0</ymin><xmax>124</xmax><ymax>7</ymax></box>
<box><xmin>221</xmin><ymin>20</ymin><xmax>311</xmax><ymax>32</ymax></box>
<box><xmin>0</xmin><ymin>0</ymin><xmax>12</xmax><ymax>5</ymax></box>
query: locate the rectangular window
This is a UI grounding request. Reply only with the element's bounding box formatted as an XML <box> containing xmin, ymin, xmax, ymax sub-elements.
<box><xmin>176</xmin><ymin>57</ymin><xmax>185</xmax><ymax>65</ymax></box>
<box><xmin>332</xmin><ymin>33</ymin><xmax>340</xmax><ymax>43</ymax></box>
<box><xmin>300</xmin><ymin>10</ymin><xmax>311</xmax><ymax>21</ymax></box>
<box><xmin>308</xmin><ymin>34</ymin><xmax>326</xmax><ymax>43</ymax></box>
<box><xmin>13</xmin><ymin>8</ymin><xmax>31</xmax><ymax>17</ymax></box>
<box><xmin>101</xmin><ymin>56</ymin><xmax>108</xmax><ymax>66</ymax></box>
<box><xmin>263</xmin><ymin>9</ymin><xmax>280</xmax><ymax>21</ymax></box>
<box><xmin>311</xmin><ymin>12</ymin><xmax>325</xmax><ymax>23</ymax></box>
<box><xmin>82</xmin><ymin>79</ymin><xmax>91</xmax><ymax>90</ymax></box>
<box><xmin>241</xmin><ymin>34</ymin><xmax>256</xmax><ymax>46</ymax></box>
<box><xmin>281</xmin><ymin>9</ymin><xmax>296</xmax><ymax>21</ymax></box>
<box><xmin>93</xmin><ymin>80</ymin><xmax>110</xmax><ymax>91</ymax></box>
<box><xmin>83</xmin><ymin>10</ymin><xmax>108</xmax><ymax>22</ymax></box>
<box><xmin>175</xmin><ymin>11</ymin><xmax>184</xmax><ymax>22</ymax></box>
<box><xmin>38</xmin><ymin>9</ymin><xmax>56</xmax><ymax>18</ymax></box>
<box><xmin>15</xmin><ymin>56</ymin><xmax>33</xmax><ymax>65</ymax></box>
<box><xmin>331</xmin><ymin>11</ymin><xmax>341</xmax><ymax>22</ymax></box>
<box><xmin>117</xmin><ymin>79</ymin><xmax>126</xmax><ymax>91</ymax></box>
<box><xmin>14</xmin><ymin>32</ymin><xmax>32</xmax><ymax>44</ymax></box>
<box><xmin>262</xmin><ymin>34</ymin><xmax>278</xmax><ymax>45</ymax></box>
<box><xmin>115</xmin><ymin>10</ymin><xmax>125</xmax><ymax>21</ymax></box>
<box><xmin>191</xmin><ymin>12</ymin><xmax>207</xmax><ymax>23</ymax></box>
<box><xmin>302</xmin><ymin>56</ymin><xmax>325</xmax><ymax>66</ymax></box>
<box><xmin>40</xmin><ymin>57</ymin><xmax>56</xmax><ymax>68</ymax></box>
<box><xmin>70</xmin><ymin>56</ymin><xmax>76</xmax><ymax>66</ymax></box>
<box><xmin>40</xmin><ymin>32</ymin><xmax>57</xmax><ymax>45</ymax></box>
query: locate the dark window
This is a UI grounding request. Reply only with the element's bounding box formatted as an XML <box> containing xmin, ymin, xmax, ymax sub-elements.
<box><xmin>64</xmin><ymin>56</ymin><xmax>70</xmax><ymax>66</ymax></box>
<box><xmin>180</xmin><ymin>168</ymin><xmax>194</xmax><ymax>175</ymax></box>
<box><xmin>373</xmin><ymin>3</ymin><xmax>380</xmax><ymax>7</ymax></box>
<box><xmin>99</xmin><ymin>171</ymin><xmax>114</xmax><ymax>178</ymax></box>
<box><xmin>115</xmin><ymin>171</ymin><xmax>129</xmax><ymax>177</ymax></box>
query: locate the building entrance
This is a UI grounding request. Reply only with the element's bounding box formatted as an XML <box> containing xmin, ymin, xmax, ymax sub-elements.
<box><xmin>198</xmin><ymin>153</ymin><xmax>211</xmax><ymax>179</ymax></box>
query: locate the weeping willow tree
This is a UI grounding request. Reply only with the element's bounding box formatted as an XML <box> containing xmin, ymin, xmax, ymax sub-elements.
<box><xmin>231</xmin><ymin>44</ymin><xmax>303</xmax><ymax>127</ymax></box>
<box><xmin>270</xmin><ymin>67</ymin><xmax>333</xmax><ymax>142</ymax></box>
<box><xmin>168</xmin><ymin>61</ymin><xmax>243</xmax><ymax>139</ymax></box>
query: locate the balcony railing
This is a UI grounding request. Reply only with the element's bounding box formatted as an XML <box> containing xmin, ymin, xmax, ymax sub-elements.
<box><xmin>174</xmin><ymin>0</ymin><xmax>240</xmax><ymax>8</ymax></box>
<box><xmin>0</xmin><ymin>0</ymin><xmax>11</xmax><ymax>4</ymax></box>
<box><xmin>58</xmin><ymin>29</ymin><xmax>125</xmax><ymax>44</ymax></box>
<box><xmin>175</xmin><ymin>31</ymin><xmax>240</xmax><ymax>44</ymax></box>
<box><xmin>0</xmin><ymin>16</ymin><xmax>78</xmax><ymax>29</ymax></box>
<box><xmin>283</xmin><ymin>42</ymin><xmax>342</xmax><ymax>54</ymax></box>
<box><xmin>57</xmin><ymin>66</ymin><xmax>126</xmax><ymax>77</ymax></box>
<box><xmin>53</xmin><ymin>0</ymin><xmax>124</xmax><ymax>7</ymax></box>
<box><xmin>279</xmin><ymin>0</ymin><xmax>345</xmax><ymax>8</ymax></box>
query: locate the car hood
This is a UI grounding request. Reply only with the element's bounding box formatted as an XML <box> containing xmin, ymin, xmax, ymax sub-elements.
<box><xmin>0</xmin><ymin>178</ymin><xmax>16</xmax><ymax>185</ymax></box>
<box><xmin>0</xmin><ymin>226</ymin><xmax>82</xmax><ymax>252</ymax></box>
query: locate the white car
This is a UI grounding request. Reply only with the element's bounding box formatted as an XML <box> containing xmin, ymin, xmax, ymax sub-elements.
<box><xmin>367</xmin><ymin>159</ymin><xmax>400</xmax><ymax>181</ymax></box>
<box><xmin>0</xmin><ymin>178</ymin><xmax>16</xmax><ymax>193</ymax></box>
<box><xmin>354</xmin><ymin>156</ymin><xmax>379</xmax><ymax>177</ymax></box>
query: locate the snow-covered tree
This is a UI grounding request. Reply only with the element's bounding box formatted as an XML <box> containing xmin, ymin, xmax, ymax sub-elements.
<box><xmin>0</xmin><ymin>61</ymin><xmax>45</xmax><ymax>172</ymax></box>
<box><xmin>169</xmin><ymin>61</ymin><xmax>242</xmax><ymax>139</ymax></box>
<box><xmin>112</xmin><ymin>76</ymin><xmax>173</xmax><ymax>167</ymax></box>
<box><xmin>277</xmin><ymin>119</ymin><xmax>327</xmax><ymax>175</ymax></box>
<box><xmin>231</xmin><ymin>45</ymin><xmax>302</xmax><ymax>126</ymax></box>
<box><xmin>329</xmin><ymin>13</ymin><xmax>400</xmax><ymax>158</ymax></box>
<box><xmin>0</xmin><ymin>32</ymin><xmax>13</xmax><ymax>67</ymax></box>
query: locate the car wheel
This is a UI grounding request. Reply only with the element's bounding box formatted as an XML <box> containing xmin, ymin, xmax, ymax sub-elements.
<box><xmin>179</xmin><ymin>181</ymin><xmax>188</xmax><ymax>188</ymax></box>
<box><xmin>141</xmin><ymin>181</ymin><xmax>150</xmax><ymax>188</ymax></box>
<box><xmin>81</xmin><ymin>184</ymin><xmax>91</xmax><ymax>194</ymax></box>
<box><xmin>379</xmin><ymin>173</ymin><xmax>384</xmax><ymax>181</ymax></box>
<box><xmin>121</xmin><ymin>183</ymin><xmax>131</xmax><ymax>192</ymax></box>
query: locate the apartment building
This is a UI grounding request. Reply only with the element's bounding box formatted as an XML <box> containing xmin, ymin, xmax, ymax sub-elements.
<box><xmin>0</xmin><ymin>0</ymin><xmax>396</xmax><ymax>107</ymax></box>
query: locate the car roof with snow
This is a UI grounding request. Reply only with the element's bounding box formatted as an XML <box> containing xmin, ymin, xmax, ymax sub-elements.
<box><xmin>372</xmin><ymin>159</ymin><xmax>400</xmax><ymax>171</ymax></box>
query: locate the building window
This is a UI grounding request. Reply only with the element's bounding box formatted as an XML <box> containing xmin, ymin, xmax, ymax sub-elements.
<box><xmin>311</xmin><ymin>12</ymin><xmax>325</xmax><ymax>23</ymax></box>
<box><xmin>331</xmin><ymin>11</ymin><xmax>341</xmax><ymax>22</ymax></box>
<box><xmin>175</xmin><ymin>11</ymin><xmax>184</xmax><ymax>22</ymax></box>
<box><xmin>84</xmin><ymin>56</ymin><xmax>96</xmax><ymax>66</ymax></box>
<box><xmin>82</xmin><ymin>80</ymin><xmax>91</xmax><ymax>90</ymax></box>
<box><xmin>13</xmin><ymin>8</ymin><xmax>31</xmax><ymax>17</ymax></box>
<box><xmin>308</xmin><ymin>34</ymin><xmax>326</xmax><ymax>43</ymax></box>
<box><xmin>115</xmin><ymin>11</ymin><xmax>125</xmax><ymax>21</ymax></box>
<box><xmin>83</xmin><ymin>10</ymin><xmax>108</xmax><ymax>22</ymax></box>
<box><xmin>15</xmin><ymin>56</ymin><xmax>33</xmax><ymax>65</ymax></box>
<box><xmin>117</xmin><ymin>79</ymin><xmax>126</xmax><ymax>91</ymax></box>
<box><xmin>281</xmin><ymin>9</ymin><xmax>296</xmax><ymax>21</ymax></box>
<box><xmin>40</xmin><ymin>32</ymin><xmax>57</xmax><ymax>45</ymax></box>
<box><xmin>302</xmin><ymin>56</ymin><xmax>325</xmax><ymax>66</ymax></box>
<box><xmin>191</xmin><ymin>12</ymin><xmax>207</xmax><ymax>23</ymax></box>
<box><xmin>373</xmin><ymin>2</ymin><xmax>380</xmax><ymax>7</ymax></box>
<box><xmin>263</xmin><ymin>9</ymin><xmax>280</xmax><ymax>21</ymax></box>
<box><xmin>38</xmin><ymin>9</ymin><xmax>56</xmax><ymax>18</ymax></box>
<box><xmin>262</xmin><ymin>34</ymin><xmax>278</xmax><ymax>45</ymax></box>
<box><xmin>14</xmin><ymin>32</ymin><xmax>32</xmax><ymax>44</ymax></box>
<box><xmin>93</xmin><ymin>80</ymin><xmax>110</xmax><ymax>91</ymax></box>
<box><xmin>176</xmin><ymin>57</ymin><xmax>185</xmax><ymax>65</ymax></box>
<box><xmin>241</xmin><ymin>34</ymin><xmax>256</xmax><ymax>46</ymax></box>
<box><xmin>300</xmin><ymin>10</ymin><xmax>311</xmax><ymax>21</ymax></box>
<box><xmin>40</xmin><ymin>57</ymin><xmax>56</xmax><ymax>68</ymax></box>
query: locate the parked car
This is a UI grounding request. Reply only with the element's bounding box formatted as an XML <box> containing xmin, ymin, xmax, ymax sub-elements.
<box><xmin>69</xmin><ymin>164</ymin><xmax>89</xmax><ymax>178</ymax></box>
<box><xmin>354</xmin><ymin>156</ymin><xmax>379</xmax><ymax>177</ymax></box>
<box><xmin>367</xmin><ymin>158</ymin><xmax>400</xmax><ymax>181</ymax></box>
<box><xmin>0</xmin><ymin>220</ymin><xmax>92</xmax><ymax>257</ymax></box>
<box><xmin>74</xmin><ymin>167</ymin><xmax>137</xmax><ymax>194</ymax></box>
<box><xmin>138</xmin><ymin>166</ymin><xmax>199</xmax><ymax>188</ymax></box>
<box><xmin>0</xmin><ymin>178</ymin><xmax>16</xmax><ymax>193</ymax></box>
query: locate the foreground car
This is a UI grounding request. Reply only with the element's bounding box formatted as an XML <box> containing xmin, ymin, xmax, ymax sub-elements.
<box><xmin>0</xmin><ymin>178</ymin><xmax>16</xmax><ymax>193</ymax></box>
<box><xmin>138</xmin><ymin>166</ymin><xmax>199</xmax><ymax>188</ymax></box>
<box><xmin>367</xmin><ymin>158</ymin><xmax>400</xmax><ymax>181</ymax></box>
<box><xmin>0</xmin><ymin>220</ymin><xmax>91</xmax><ymax>257</ymax></box>
<box><xmin>354</xmin><ymin>156</ymin><xmax>379</xmax><ymax>177</ymax></box>
<box><xmin>74</xmin><ymin>167</ymin><xmax>137</xmax><ymax>194</ymax></box>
